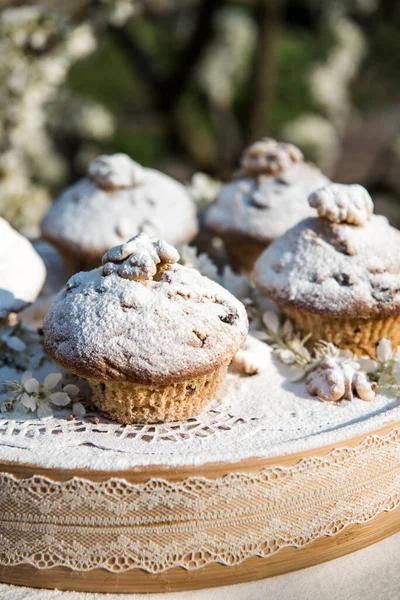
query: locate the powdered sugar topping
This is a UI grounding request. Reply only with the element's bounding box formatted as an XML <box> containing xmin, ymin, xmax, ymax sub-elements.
<box><xmin>254</xmin><ymin>214</ymin><xmax>400</xmax><ymax>319</ymax></box>
<box><xmin>41</xmin><ymin>165</ymin><xmax>198</xmax><ymax>257</ymax></box>
<box><xmin>102</xmin><ymin>233</ymin><xmax>179</xmax><ymax>282</ymax></box>
<box><xmin>44</xmin><ymin>261</ymin><xmax>248</xmax><ymax>384</ymax></box>
<box><xmin>309</xmin><ymin>183</ymin><xmax>373</xmax><ymax>226</ymax></box>
<box><xmin>205</xmin><ymin>137</ymin><xmax>328</xmax><ymax>244</ymax></box>
<box><xmin>240</xmin><ymin>138</ymin><xmax>303</xmax><ymax>176</ymax></box>
<box><xmin>88</xmin><ymin>153</ymin><xmax>145</xmax><ymax>191</ymax></box>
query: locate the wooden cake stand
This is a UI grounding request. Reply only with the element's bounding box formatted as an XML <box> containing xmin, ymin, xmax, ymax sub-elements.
<box><xmin>0</xmin><ymin>344</ymin><xmax>399</xmax><ymax>593</ymax></box>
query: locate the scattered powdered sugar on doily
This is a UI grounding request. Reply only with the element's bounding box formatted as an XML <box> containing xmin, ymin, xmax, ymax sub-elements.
<box><xmin>1</xmin><ymin>341</ymin><xmax>399</xmax><ymax>470</ymax></box>
<box><xmin>0</xmin><ymin>401</ymin><xmax>246</xmax><ymax>446</ymax></box>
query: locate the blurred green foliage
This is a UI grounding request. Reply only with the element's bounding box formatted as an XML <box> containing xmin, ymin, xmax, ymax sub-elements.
<box><xmin>67</xmin><ymin>36</ymin><xmax>167</xmax><ymax>166</ymax></box>
<box><xmin>271</xmin><ymin>27</ymin><xmax>328</xmax><ymax>132</ymax></box>
<box><xmin>67</xmin><ymin>21</ymin><xmax>331</xmax><ymax>166</ymax></box>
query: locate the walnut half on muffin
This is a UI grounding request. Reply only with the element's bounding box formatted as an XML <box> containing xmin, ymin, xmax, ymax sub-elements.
<box><xmin>204</xmin><ymin>138</ymin><xmax>329</xmax><ymax>272</ymax></box>
<box><xmin>43</xmin><ymin>233</ymin><xmax>248</xmax><ymax>424</ymax></box>
<box><xmin>254</xmin><ymin>183</ymin><xmax>400</xmax><ymax>358</ymax></box>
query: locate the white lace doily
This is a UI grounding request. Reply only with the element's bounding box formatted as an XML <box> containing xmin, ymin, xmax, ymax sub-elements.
<box><xmin>1</xmin><ymin>344</ymin><xmax>399</xmax><ymax>470</ymax></box>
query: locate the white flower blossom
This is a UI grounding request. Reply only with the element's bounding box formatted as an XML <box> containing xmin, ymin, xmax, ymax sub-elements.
<box><xmin>187</xmin><ymin>172</ymin><xmax>221</xmax><ymax>212</ymax></box>
<box><xmin>262</xmin><ymin>311</ymin><xmax>280</xmax><ymax>335</ymax></box>
<box><xmin>65</xmin><ymin>24</ymin><xmax>96</xmax><ymax>60</ymax></box>
<box><xmin>310</xmin><ymin>18</ymin><xmax>366</xmax><ymax>129</ymax></box>
<box><xmin>178</xmin><ymin>245</ymin><xmax>219</xmax><ymax>281</ymax></box>
<box><xmin>276</xmin><ymin>348</ymin><xmax>296</xmax><ymax>365</ymax></box>
<box><xmin>377</xmin><ymin>339</ymin><xmax>393</xmax><ymax>363</ymax></box>
<box><xmin>1</xmin><ymin>369</ymin><xmax>87</xmax><ymax>417</ymax></box>
<box><xmin>278</xmin><ymin>363</ymin><xmax>308</xmax><ymax>383</ymax></box>
<box><xmin>105</xmin><ymin>0</ymin><xmax>141</xmax><ymax>26</ymax></box>
<box><xmin>197</xmin><ymin>8</ymin><xmax>256</xmax><ymax>107</ymax></box>
<box><xmin>0</xmin><ymin>4</ymin><xmax>124</xmax><ymax>231</ymax></box>
<box><xmin>358</xmin><ymin>357</ymin><xmax>378</xmax><ymax>373</ymax></box>
<box><xmin>3</xmin><ymin>335</ymin><xmax>26</xmax><ymax>353</ymax></box>
<box><xmin>72</xmin><ymin>402</ymin><xmax>86</xmax><ymax>417</ymax></box>
<box><xmin>282</xmin><ymin>114</ymin><xmax>340</xmax><ymax>174</ymax></box>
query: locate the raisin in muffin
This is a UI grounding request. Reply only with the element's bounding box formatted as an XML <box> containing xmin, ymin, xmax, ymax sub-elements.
<box><xmin>41</xmin><ymin>153</ymin><xmax>198</xmax><ymax>274</ymax></box>
<box><xmin>43</xmin><ymin>233</ymin><xmax>248</xmax><ymax>423</ymax></box>
<box><xmin>254</xmin><ymin>183</ymin><xmax>400</xmax><ymax>357</ymax></box>
<box><xmin>0</xmin><ymin>217</ymin><xmax>46</xmax><ymax>324</ymax></box>
<box><xmin>204</xmin><ymin>138</ymin><xmax>329</xmax><ymax>272</ymax></box>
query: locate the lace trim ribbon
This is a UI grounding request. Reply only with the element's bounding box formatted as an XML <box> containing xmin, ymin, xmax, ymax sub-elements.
<box><xmin>0</xmin><ymin>428</ymin><xmax>399</xmax><ymax>573</ymax></box>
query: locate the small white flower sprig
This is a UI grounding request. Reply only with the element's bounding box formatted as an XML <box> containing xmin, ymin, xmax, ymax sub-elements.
<box><xmin>176</xmin><ymin>245</ymin><xmax>400</xmax><ymax>403</ymax></box>
<box><xmin>360</xmin><ymin>339</ymin><xmax>400</xmax><ymax>396</ymax></box>
<box><xmin>1</xmin><ymin>371</ymin><xmax>87</xmax><ymax>418</ymax></box>
<box><xmin>178</xmin><ymin>245</ymin><xmax>252</xmax><ymax>304</ymax></box>
<box><xmin>186</xmin><ymin>172</ymin><xmax>221</xmax><ymax>214</ymax></box>
<box><xmin>259</xmin><ymin>310</ymin><xmax>400</xmax><ymax>403</ymax></box>
<box><xmin>255</xmin><ymin>310</ymin><xmax>322</xmax><ymax>381</ymax></box>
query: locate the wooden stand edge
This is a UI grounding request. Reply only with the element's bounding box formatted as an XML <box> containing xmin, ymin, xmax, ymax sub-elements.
<box><xmin>0</xmin><ymin>509</ymin><xmax>399</xmax><ymax>594</ymax></box>
<box><xmin>1</xmin><ymin>420</ymin><xmax>399</xmax><ymax>483</ymax></box>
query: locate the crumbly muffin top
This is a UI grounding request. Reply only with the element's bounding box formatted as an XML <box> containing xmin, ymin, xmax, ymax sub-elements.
<box><xmin>239</xmin><ymin>138</ymin><xmax>304</xmax><ymax>176</ymax></box>
<box><xmin>205</xmin><ymin>138</ymin><xmax>328</xmax><ymax>244</ymax></box>
<box><xmin>43</xmin><ymin>234</ymin><xmax>248</xmax><ymax>384</ymax></box>
<box><xmin>41</xmin><ymin>153</ymin><xmax>198</xmax><ymax>260</ymax></box>
<box><xmin>0</xmin><ymin>218</ymin><xmax>46</xmax><ymax>319</ymax></box>
<box><xmin>254</xmin><ymin>184</ymin><xmax>400</xmax><ymax>319</ymax></box>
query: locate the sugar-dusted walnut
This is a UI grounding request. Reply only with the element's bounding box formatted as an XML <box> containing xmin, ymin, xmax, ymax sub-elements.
<box><xmin>240</xmin><ymin>138</ymin><xmax>303</xmax><ymax>177</ymax></box>
<box><xmin>309</xmin><ymin>183</ymin><xmax>373</xmax><ymax>226</ymax></box>
<box><xmin>102</xmin><ymin>233</ymin><xmax>179</xmax><ymax>281</ymax></box>
<box><xmin>88</xmin><ymin>153</ymin><xmax>145</xmax><ymax>191</ymax></box>
<box><xmin>307</xmin><ymin>358</ymin><xmax>375</xmax><ymax>402</ymax></box>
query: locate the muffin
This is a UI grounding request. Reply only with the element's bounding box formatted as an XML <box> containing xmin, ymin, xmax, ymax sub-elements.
<box><xmin>204</xmin><ymin>138</ymin><xmax>329</xmax><ymax>271</ymax></box>
<box><xmin>0</xmin><ymin>217</ymin><xmax>46</xmax><ymax>324</ymax></box>
<box><xmin>41</xmin><ymin>153</ymin><xmax>198</xmax><ymax>274</ymax></box>
<box><xmin>254</xmin><ymin>183</ymin><xmax>400</xmax><ymax>357</ymax></box>
<box><xmin>43</xmin><ymin>233</ymin><xmax>248</xmax><ymax>423</ymax></box>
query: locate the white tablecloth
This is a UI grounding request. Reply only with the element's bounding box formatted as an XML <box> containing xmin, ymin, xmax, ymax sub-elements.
<box><xmin>1</xmin><ymin>534</ymin><xmax>399</xmax><ymax>600</ymax></box>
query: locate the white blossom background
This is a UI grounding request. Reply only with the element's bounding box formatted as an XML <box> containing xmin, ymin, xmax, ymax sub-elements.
<box><xmin>0</xmin><ymin>0</ymin><xmax>399</xmax><ymax>237</ymax></box>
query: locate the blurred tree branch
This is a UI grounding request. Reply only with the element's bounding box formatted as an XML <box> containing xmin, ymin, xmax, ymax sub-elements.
<box><xmin>246</xmin><ymin>0</ymin><xmax>286</xmax><ymax>142</ymax></box>
<box><xmin>108</xmin><ymin>0</ymin><xmax>225</xmax><ymax>165</ymax></box>
<box><xmin>107</xmin><ymin>24</ymin><xmax>162</xmax><ymax>99</ymax></box>
<box><xmin>162</xmin><ymin>0</ymin><xmax>225</xmax><ymax>110</ymax></box>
